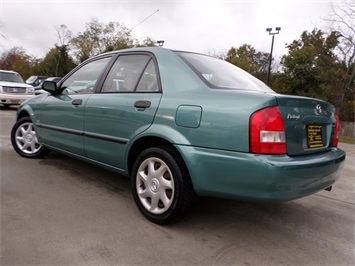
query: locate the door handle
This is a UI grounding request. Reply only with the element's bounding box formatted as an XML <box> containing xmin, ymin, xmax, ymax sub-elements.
<box><xmin>72</xmin><ymin>99</ymin><xmax>83</xmax><ymax>106</ymax></box>
<box><xmin>134</xmin><ymin>100</ymin><xmax>151</xmax><ymax>109</ymax></box>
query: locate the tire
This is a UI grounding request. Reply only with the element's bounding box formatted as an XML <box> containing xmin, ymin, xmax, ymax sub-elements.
<box><xmin>131</xmin><ymin>146</ymin><xmax>195</xmax><ymax>224</ymax></box>
<box><xmin>11</xmin><ymin>117</ymin><xmax>50</xmax><ymax>158</ymax></box>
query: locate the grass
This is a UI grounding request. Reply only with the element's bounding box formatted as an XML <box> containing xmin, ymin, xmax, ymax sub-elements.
<box><xmin>339</xmin><ymin>136</ymin><xmax>355</xmax><ymax>144</ymax></box>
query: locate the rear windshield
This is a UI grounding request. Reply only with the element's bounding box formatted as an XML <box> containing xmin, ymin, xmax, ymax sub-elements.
<box><xmin>177</xmin><ymin>52</ymin><xmax>274</xmax><ymax>93</ymax></box>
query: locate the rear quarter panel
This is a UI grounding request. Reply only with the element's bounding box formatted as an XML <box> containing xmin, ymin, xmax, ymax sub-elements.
<box><xmin>150</xmin><ymin>50</ymin><xmax>279</xmax><ymax>152</ymax></box>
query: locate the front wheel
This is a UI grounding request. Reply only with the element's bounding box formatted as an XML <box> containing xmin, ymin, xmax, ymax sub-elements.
<box><xmin>131</xmin><ymin>146</ymin><xmax>194</xmax><ymax>224</ymax></box>
<box><xmin>11</xmin><ymin>117</ymin><xmax>50</xmax><ymax>158</ymax></box>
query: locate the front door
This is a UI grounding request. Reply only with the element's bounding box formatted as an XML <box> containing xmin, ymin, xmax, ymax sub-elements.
<box><xmin>39</xmin><ymin>57</ymin><xmax>112</xmax><ymax>156</ymax></box>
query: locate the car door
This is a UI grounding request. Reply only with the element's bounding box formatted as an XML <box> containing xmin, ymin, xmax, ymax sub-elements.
<box><xmin>39</xmin><ymin>57</ymin><xmax>112</xmax><ymax>156</ymax></box>
<box><xmin>84</xmin><ymin>53</ymin><xmax>162</xmax><ymax>170</ymax></box>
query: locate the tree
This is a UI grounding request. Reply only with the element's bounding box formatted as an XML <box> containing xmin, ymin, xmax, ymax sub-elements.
<box><xmin>325</xmin><ymin>0</ymin><xmax>355</xmax><ymax>120</ymax></box>
<box><xmin>35</xmin><ymin>24</ymin><xmax>76</xmax><ymax>77</ymax></box>
<box><xmin>205</xmin><ymin>49</ymin><xmax>227</xmax><ymax>60</ymax></box>
<box><xmin>55</xmin><ymin>24</ymin><xmax>72</xmax><ymax>47</ymax></box>
<box><xmin>273</xmin><ymin>29</ymin><xmax>353</xmax><ymax>120</ymax></box>
<box><xmin>0</xmin><ymin>19</ymin><xmax>158</xmax><ymax>81</ymax></box>
<box><xmin>0</xmin><ymin>46</ymin><xmax>37</xmax><ymax>79</ymax></box>
<box><xmin>70</xmin><ymin>18</ymin><xmax>133</xmax><ymax>63</ymax></box>
<box><xmin>274</xmin><ymin>29</ymin><xmax>339</xmax><ymax>99</ymax></box>
<box><xmin>327</xmin><ymin>0</ymin><xmax>354</xmax><ymax>70</ymax></box>
<box><xmin>225</xmin><ymin>44</ymin><xmax>270</xmax><ymax>82</ymax></box>
<box><xmin>38</xmin><ymin>45</ymin><xmax>76</xmax><ymax>77</ymax></box>
<box><xmin>0</xmin><ymin>20</ymin><xmax>7</xmax><ymax>47</ymax></box>
<box><xmin>134</xmin><ymin>36</ymin><xmax>157</xmax><ymax>48</ymax></box>
<box><xmin>69</xmin><ymin>18</ymin><xmax>157</xmax><ymax>63</ymax></box>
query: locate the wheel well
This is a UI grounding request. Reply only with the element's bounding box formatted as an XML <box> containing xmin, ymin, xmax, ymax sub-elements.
<box><xmin>17</xmin><ymin>111</ymin><xmax>30</xmax><ymax>121</ymax></box>
<box><xmin>128</xmin><ymin>136</ymin><xmax>183</xmax><ymax>176</ymax></box>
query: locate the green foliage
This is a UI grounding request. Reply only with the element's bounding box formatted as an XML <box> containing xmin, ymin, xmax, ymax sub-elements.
<box><xmin>340</xmin><ymin>100</ymin><xmax>355</xmax><ymax>122</ymax></box>
<box><xmin>274</xmin><ymin>30</ymin><xmax>339</xmax><ymax>98</ymax></box>
<box><xmin>70</xmin><ymin>18</ymin><xmax>134</xmax><ymax>63</ymax></box>
<box><xmin>38</xmin><ymin>45</ymin><xmax>76</xmax><ymax>77</ymax></box>
<box><xmin>223</xmin><ymin>27</ymin><xmax>354</xmax><ymax>121</ymax></box>
<box><xmin>69</xmin><ymin>18</ymin><xmax>156</xmax><ymax>63</ymax></box>
<box><xmin>273</xmin><ymin>29</ymin><xmax>354</xmax><ymax>120</ymax></box>
<box><xmin>225</xmin><ymin>44</ymin><xmax>269</xmax><ymax>82</ymax></box>
<box><xmin>1</xmin><ymin>16</ymin><xmax>353</xmax><ymax>121</ymax></box>
<box><xmin>0</xmin><ymin>46</ymin><xmax>38</xmax><ymax>79</ymax></box>
<box><xmin>135</xmin><ymin>37</ymin><xmax>157</xmax><ymax>48</ymax></box>
<box><xmin>0</xmin><ymin>18</ymin><xmax>156</xmax><ymax>79</ymax></box>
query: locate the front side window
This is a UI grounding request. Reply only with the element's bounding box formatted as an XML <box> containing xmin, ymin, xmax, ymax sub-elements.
<box><xmin>61</xmin><ymin>57</ymin><xmax>111</xmax><ymax>94</ymax></box>
<box><xmin>101</xmin><ymin>55</ymin><xmax>158</xmax><ymax>92</ymax></box>
<box><xmin>177</xmin><ymin>52</ymin><xmax>274</xmax><ymax>93</ymax></box>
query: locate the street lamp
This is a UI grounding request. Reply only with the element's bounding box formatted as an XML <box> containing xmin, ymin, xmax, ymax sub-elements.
<box><xmin>266</xmin><ymin>27</ymin><xmax>281</xmax><ymax>85</ymax></box>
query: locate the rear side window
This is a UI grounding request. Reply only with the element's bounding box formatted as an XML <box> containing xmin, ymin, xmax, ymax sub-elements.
<box><xmin>136</xmin><ymin>60</ymin><xmax>159</xmax><ymax>92</ymax></box>
<box><xmin>177</xmin><ymin>52</ymin><xmax>274</xmax><ymax>93</ymax></box>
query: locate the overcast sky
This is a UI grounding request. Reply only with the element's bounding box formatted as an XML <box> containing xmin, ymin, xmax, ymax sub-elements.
<box><xmin>0</xmin><ymin>0</ymin><xmax>336</xmax><ymax>62</ymax></box>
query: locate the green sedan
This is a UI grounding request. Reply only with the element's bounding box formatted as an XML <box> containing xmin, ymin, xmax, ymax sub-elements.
<box><xmin>11</xmin><ymin>47</ymin><xmax>346</xmax><ymax>224</ymax></box>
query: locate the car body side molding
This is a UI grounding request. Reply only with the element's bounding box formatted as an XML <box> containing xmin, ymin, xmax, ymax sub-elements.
<box><xmin>37</xmin><ymin>123</ymin><xmax>128</xmax><ymax>144</ymax></box>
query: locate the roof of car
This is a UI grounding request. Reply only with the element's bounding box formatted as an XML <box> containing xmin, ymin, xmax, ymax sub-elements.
<box><xmin>0</xmin><ymin>69</ymin><xmax>19</xmax><ymax>74</ymax></box>
<box><xmin>99</xmin><ymin>47</ymin><xmax>210</xmax><ymax>61</ymax></box>
<box><xmin>99</xmin><ymin>47</ymin><xmax>170</xmax><ymax>56</ymax></box>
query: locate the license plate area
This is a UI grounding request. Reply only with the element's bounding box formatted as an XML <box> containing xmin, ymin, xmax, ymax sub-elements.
<box><xmin>307</xmin><ymin>125</ymin><xmax>324</xmax><ymax>148</ymax></box>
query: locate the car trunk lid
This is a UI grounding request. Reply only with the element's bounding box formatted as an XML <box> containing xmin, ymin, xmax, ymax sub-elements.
<box><xmin>276</xmin><ymin>95</ymin><xmax>337</xmax><ymax>156</ymax></box>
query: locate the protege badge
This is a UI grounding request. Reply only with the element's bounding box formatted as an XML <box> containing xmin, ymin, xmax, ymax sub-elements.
<box><xmin>287</xmin><ymin>114</ymin><xmax>301</xmax><ymax>120</ymax></box>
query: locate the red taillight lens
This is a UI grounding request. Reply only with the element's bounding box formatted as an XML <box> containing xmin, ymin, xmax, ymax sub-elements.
<box><xmin>332</xmin><ymin>115</ymin><xmax>340</xmax><ymax>147</ymax></box>
<box><xmin>250</xmin><ymin>106</ymin><xmax>286</xmax><ymax>154</ymax></box>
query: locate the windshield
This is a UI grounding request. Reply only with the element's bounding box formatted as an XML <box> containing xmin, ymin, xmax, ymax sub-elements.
<box><xmin>26</xmin><ymin>76</ymin><xmax>37</xmax><ymax>83</ymax></box>
<box><xmin>177</xmin><ymin>52</ymin><xmax>274</xmax><ymax>93</ymax></box>
<box><xmin>0</xmin><ymin>71</ymin><xmax>25</xmax><ymax>83</ymax></box>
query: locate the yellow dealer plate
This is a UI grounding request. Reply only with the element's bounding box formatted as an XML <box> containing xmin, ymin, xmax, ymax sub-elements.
<box><xmin>307</xmin><ymin>125</ymin><xmax>324</xmax><ymax>148</ymax></box>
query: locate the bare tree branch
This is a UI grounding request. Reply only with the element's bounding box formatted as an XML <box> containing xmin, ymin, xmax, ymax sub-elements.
<box><xmin>0</xmin><ymin>20</ymin><xmax>8</xmax><ymax>48</ymax></box>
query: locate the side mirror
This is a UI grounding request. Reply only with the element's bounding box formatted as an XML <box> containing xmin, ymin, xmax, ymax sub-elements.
<box><xmin>42</xmin><ymin>81</ymin><xmax>58</xmax><ymax>94</ymax></box>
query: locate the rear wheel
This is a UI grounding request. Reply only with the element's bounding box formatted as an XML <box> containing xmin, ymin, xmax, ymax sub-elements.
<box><xmin>131</xmin><ymin>146</ymin><xmax>194</xmax><ymax>224</ymax></box>
<box><xmin>11</xmin><ymin>117</ymin><xmax>50</xmax><ymax>158</ymax></box>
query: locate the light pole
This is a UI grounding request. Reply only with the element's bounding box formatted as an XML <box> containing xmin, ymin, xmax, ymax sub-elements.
<box><xmin>266</xmin><ymin>27</ymin><xmax>281</xmax><ymax>85</ymax></box>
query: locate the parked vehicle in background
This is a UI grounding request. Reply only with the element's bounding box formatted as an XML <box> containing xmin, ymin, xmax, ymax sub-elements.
<box><xmin>34</xmin><ymin>77</ymin><xmax>62</xmax><ymax>95</ymax></box>
<box><xmin>11</xmin><ymin>48</ymin><xmax>346</xmax><ymax>224</ymax></box>
<box><xmin>0</xmin><ymin>70</ymin><xmax>35</xmax><ymax>107</ymax></box>
<box><xmin>26</xmin><ymin>75</ymin><xmax>48</xmax><ymax>87</ymax></box>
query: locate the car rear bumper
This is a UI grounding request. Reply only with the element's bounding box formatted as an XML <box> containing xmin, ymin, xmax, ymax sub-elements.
<box><xmin>0</xmin><ymin>94</ymin><xmax>34</xmax><ymax>105</ymax></box>
<box><xmin>177</xmin><ymin>145</ymin><xmax>346</xmax><ymax>201</ymax></box>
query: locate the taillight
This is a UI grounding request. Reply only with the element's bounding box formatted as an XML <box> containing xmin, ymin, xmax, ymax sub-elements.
<box><xmin>250</xmin><ymin>106</ymin><xmax>286</xmax><ymax>154</ymax></box>
<box><xmin>332</xmin><ymin>115</ymin><xmax>340</xmax><ymax>147</ymax></box>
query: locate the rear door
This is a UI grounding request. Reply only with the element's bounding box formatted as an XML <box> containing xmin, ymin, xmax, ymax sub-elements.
<box><xmin>276</xmin><ymin>95</ymin><xmax>337</xmax><ymax>156</ymax></box>
<box><xmin>84</xmin><ymin>53</ymin><xmax>162</xmax><ymax>170</ymax></box>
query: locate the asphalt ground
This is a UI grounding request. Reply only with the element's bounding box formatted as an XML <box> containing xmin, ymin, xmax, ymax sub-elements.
<box><xmin>1</xmin><ymin>107</ymin><xmax>354</xmax><ymax>265</ymax></box>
